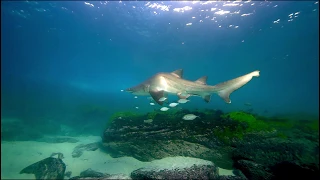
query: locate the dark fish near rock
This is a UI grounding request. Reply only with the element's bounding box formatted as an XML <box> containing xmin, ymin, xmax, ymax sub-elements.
<box><xmin>20</xmin><ymin>153</ymin><xmax>66</xmax><ymax>180</ymax></box>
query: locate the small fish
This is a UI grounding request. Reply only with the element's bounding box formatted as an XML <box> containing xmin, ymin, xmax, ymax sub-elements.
<box><xmin>134</xmin><ymin>96</ymin><xmax>138</xmax><ymax>99</ymax></box>
<box><xmin>144</xmin><ymin>119</ymin><xmax>153</xmax><ymax>123</ymax></box>
<box><xmin>182</xmin><ymin>114</ymin><xmax>200</xmax><ymax>120</ymax></box>
<box><xmin>159</xmin><ymin>97</ymin><xmax>167</xmax><ymax>102</ymax></box>
<box><xmin>160</xmin><ymin>107</ymin><xmax>169</xmax><ymax>111</ymax></box>
<box><xmin>150</xmin><ymin>103</ymin><xmax>155</xmax><ymax>106</ymax></box>
<box><xmin>169</xmin><ymin>103</ymin><xmax>179</xmax><ymax>107</ymax></box>
<box><xmin>120</xmin><ymin>90</ymin><xmax>124</xmax><ymax>92</ymax></box>
<box><xmin>177</xmin><ymin>92</ymin><xmax>191</xmax><ymax>99</ymax></box>
<box><xmin>178</xmin><ymin>99</ymin><xmax>189</xmax><ymax>104</ymax></box>
<box><xmin>244</xmin><ymin>102</ymin><xmax>251</xmax><ymax>106</ymax></box>
<box><xmin>135</xmin><ymin>107</ymin><xmax>139</xmax><ymax>109</ymax></box>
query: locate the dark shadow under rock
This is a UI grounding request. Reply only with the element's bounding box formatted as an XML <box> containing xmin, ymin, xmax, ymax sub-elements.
<box><xmin>232</xmin><ymin>137</ymin><xmax>319</xmax><ymax>179</ymax></box>
<box><xmin>234</xmin><ymin>160</ymin><xmax>274</xmax><ymax>180</ymax></box>
<box><xmin>131</xmin><ymin>164</ymin><xmax>219</xmax><ymax>180</ymax></box>
<box><xmin>80</xmin><ymin>168</ymin><xmax>107</xmax><ymax>178</ymax></box>
<box><xmin>102</xmin><ymin>139</ymin><xmax>233</xmax><ymax>169</ymax></box>
<box><xmin>270</xmin><ymin>161</ymin><xmax>320</xmax><ymax>180</ymax></box>
<box><xmin>72</xmin><ymin>142</ymin><xmax>100</xmax><ymax>158</ymax></box>
<box><xmin>217</xmin><ymin>175</ymin><xmax>247</xmax><ymax>180</ymax></box>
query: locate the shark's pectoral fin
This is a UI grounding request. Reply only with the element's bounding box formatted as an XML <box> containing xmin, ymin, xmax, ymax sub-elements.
<box><xmin>213</xmin><ymin>70</ymin><xmax>260</xmax><ymax>104</ymax></box>
<box><xmin>203</xmin><ymin>95</ymin><xmax>211</xmax><ymax>103</ymax></box>
<box><xmin>150</xmin><ymin>89</ymin><xmax>165</xmax><ymax>105</ymax></box>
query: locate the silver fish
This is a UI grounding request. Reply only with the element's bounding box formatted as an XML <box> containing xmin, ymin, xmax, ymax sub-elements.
<box><xmin>160</xmin><ymin>107</ymin><xmax>169</xmax><ymax>111</ymax></box>
<box><xmin>182</xmin><ymin>114</ymin><xmax>200</xmax><ymax>120</ymax></box>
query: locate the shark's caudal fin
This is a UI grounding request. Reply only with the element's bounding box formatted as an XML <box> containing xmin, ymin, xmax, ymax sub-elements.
<box><xmin>213</xmin><ymin>70</ymin><xmax>260</xmax><ymax>103</ymax></box>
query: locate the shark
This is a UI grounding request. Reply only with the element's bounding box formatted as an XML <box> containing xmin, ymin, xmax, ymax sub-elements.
<box><xmin>126</xmin><ymin>69</ymin><xmax>260</xmax><ymax>105</ymax></box>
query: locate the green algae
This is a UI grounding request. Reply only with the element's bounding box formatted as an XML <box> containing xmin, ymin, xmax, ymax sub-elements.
<box><xmin>221</xmin><ymin>111</ymin><xmax>271</xmax><ymax>132</ymax></box>
<box><xmin>109</xmin><ymin>111</ymin><xmax>141</xmax><ymax>122</ymax></box>
<box><xmin>107</xmin><ymin>110</ymin><xmax>318</xmax><ymax>144</ymax></box>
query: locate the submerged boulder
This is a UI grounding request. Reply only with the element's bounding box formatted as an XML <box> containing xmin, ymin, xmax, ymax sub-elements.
<box><xmin>131</xmin><ymin>164</ymin><xmax>218</xmax><ymax>180</ymax></box>
<box><xmin>69</xmin><ymin>168</ymin><xmax>131</xmax><ymax>180</ymax></box>
<box><xmin>102</xmin><ymin>109</ymin><xmax>236</xmax><ymax>169</ymax></box>
<box><xmin>20</xmin><ymin>153</ymin><xmax>66</xmax><ymax>180</ymax></box>
<box><xmin>130</xmin><ymin>156</ymin><xmax>219</xmax><ymax>180</ymax></box>
<box><xmin>72</xmin><ymin>142</ymin><xmax>100</xmax><ymax>158</ymax></box>
<box><xmin>102</xmin><ymin>110</ymin><xmax>319</xmax><ymax>179</ymax></box>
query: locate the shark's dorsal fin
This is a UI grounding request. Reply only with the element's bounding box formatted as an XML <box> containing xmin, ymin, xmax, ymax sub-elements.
<box><xmin>195</xmin><ymin>76</ymin><xmax>208</xmax><ymax>85</ymax></box>
<box><xmin>171</xmin><ymin>69</ymin><xmax>183</xmax><ymax>78</ymax></box>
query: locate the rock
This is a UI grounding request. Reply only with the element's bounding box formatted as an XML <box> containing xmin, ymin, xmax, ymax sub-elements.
<box><xmin>80</xmin><ymin>168</ymin><xmax>107</xmax><ymax>178</ymax></box>
<box><xmin>102</xmin><ymin>109</ymin><xmax>234</xmax><ymax>168</ymax></box>
<box><xmin>232</xmin><ymin>137</ymin><xmax>319</xmax><ymax>179</ymax></box>
<box><xmin>102</xmin><ymin>110</ymin><xmax>319</xmax><ymax>179</ymax></box>
<box><xmin>102</xmin><ymin>139</ymin><xmax>233</xmax><ymax>169</ymax></box>
<box><xmin>129</xmin><ymin>156</ymin><xmax>242</xmax><ymax>180</ymax></box>
<box><xmin>69</xmin><ymin>169</ymin><xmax>130</xmax><ymax>180</ymax></box>
<box><xmin>270</xmin><ymin>161</ymin><xmax>320</xmax><ymax>180</ymax></box>
<box><xmin>65</xmin><ymin>171</ymin><xmax>72</xmax><ymax>178</ymax></box>
<box><xmin>36</xmin><ymin>136</ymin><xmax>79</xmax><ymax>143</ymax></box>
<box><xmin>106</xmin><ymin>173</ymin><xmax>131</xmax><ymax>179</ymax></box>
<box><xmin>20</xmin><ymin>153</ymin><xmax>66</xmax><ymax>180</ymax></box>
<box><xmin>234</xmin><ymin>160</ymin><xmax>274</xmax><ymax>180</ymax></box>
<box><xmin>217</xmin><ymin>175</ymin><xmax>247</xmax><ymax>180</ymax></box>
<box><xmin>131</xmin><ymin>164</ymin><xmax>219</xmax><ymax>180</ymax></box>
<box><xmin>72</xmin><ymin>142</ymin><xmax>100</xmax><ymax>158</ymax></box>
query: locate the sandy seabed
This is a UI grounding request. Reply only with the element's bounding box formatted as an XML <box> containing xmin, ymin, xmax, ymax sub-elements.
<box><xmin>1</xmin><ymin>136</ymin><xmax>235</xmax><ymax>179</ymax></box>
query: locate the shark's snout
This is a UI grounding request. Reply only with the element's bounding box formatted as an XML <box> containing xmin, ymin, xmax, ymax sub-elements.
<box><xmin>125</xmin><ymin>88</ymin><xmax>133</xmax><ymax>93</ymax></box>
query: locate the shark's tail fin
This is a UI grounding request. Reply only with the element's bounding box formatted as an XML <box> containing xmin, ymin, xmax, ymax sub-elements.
<box><xmin>212</xmin><ymin>70</ymin><xmax>260</xmax><ymax>103</ymax></box>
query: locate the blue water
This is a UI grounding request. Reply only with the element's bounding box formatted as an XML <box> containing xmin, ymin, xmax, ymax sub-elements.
<box><xmin>1</xmin><ymin>1</ymin><xmax>319</xmax><ymax>132</ymax></box>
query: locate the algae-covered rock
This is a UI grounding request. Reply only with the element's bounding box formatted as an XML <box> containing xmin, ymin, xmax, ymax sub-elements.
<box><xmin>102</xmin><ymin>109</ymin><xmax>319</xmax><ymax>179</ymax></box>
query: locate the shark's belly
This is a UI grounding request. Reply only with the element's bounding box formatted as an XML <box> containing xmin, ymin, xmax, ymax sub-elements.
<box><xmin>155</xmin><ymin>85</ymin><xmax>180</xmax><ymax>94</ymax></box>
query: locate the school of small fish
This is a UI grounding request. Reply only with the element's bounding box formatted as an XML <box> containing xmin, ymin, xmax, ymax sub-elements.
<box><xmin>132</xmin><ymin>95</ymin><xmax>195</xmax><ymax>120</ymax></box>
